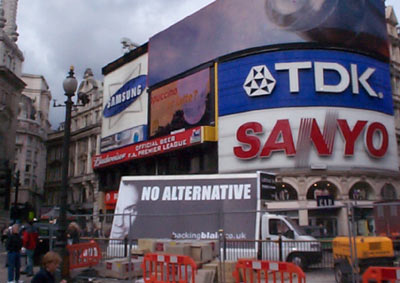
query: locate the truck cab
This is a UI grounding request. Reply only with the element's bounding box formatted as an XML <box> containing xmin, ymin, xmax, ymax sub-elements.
<box><xmin>260</xmin><ymin>213</ymin><xmax>322</xmax><ymax>269</ymax></box>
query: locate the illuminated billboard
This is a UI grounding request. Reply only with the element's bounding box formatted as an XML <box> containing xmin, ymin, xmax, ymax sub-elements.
<box><xmin>149</xmin><ymin>68</ymin><xmax>214</xmax><ymax>138</ymax></box>
<box><xmin>148</xmin><ymin>0</ymin><xmax>388</xmax><ymax>86</ymax></box>
<box><xmin>218</xmin><ymin>50</ymin><xmax>393</xmax><ymax>116</ymax></box>
<box><xmin>219</xmin><ymin>108</ymin><xmax>398</xmax><ymax>172</ymax></box>
<box><xmin>101</xmin><ymin>54</ymin><xmax>148</xmax><ymax>152</ymax></box>
<box><xmin>217</xmin><ymin>49</ymin><xmax>397</xmax><ymax>172</ymax></box>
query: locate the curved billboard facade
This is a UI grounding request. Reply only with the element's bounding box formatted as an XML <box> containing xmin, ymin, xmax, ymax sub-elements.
<box><xmin>148</xmin><ymin>0</ymin><xmax>388</xmax><ymax>86</ymax></box>
<box><xmin>218</xmin><ymin>49</ymin><xmax>397</xmax><ymax>172</ymax></box>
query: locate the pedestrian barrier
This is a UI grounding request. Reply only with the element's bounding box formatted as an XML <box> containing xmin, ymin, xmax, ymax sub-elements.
<box><xmin>142</xmin><ymin>253</ymin><xmax>197</xmax><ymax>283</ymax></box>
<box><xmin>233</xmin><ymin>259</ymin><xmax>306</xmax><ymax>283</ymax></box>
<box><xmin>362</xmin><ymin>266</ymin><xmax>400</xmax><ymax>283</ymax></box>
<box><xmin>67</xmin><ymin>240</ymin><xmax>102</xmax><ymax>270</ymax></box>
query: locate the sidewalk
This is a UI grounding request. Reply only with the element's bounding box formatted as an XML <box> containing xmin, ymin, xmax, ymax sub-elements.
<box><xmin>0</xmin><ymin>250</ymin><xmax>40</xmax><ymax>283</ymax></box>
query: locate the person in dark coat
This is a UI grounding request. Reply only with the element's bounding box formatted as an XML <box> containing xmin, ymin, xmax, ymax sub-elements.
<box><xmin>31</xmin><ymin>251</ymin><xmax>67</xmax><ymax>283</ymax></box>
<box><xmin>66</xmin><ymin>222</ymin><xmax>80</xmax><ymax>245</ymax></box>
<box><xmin>6</xmin><ymin>223</ymin><xmax>22</xmax><ymax>283</ymax></box>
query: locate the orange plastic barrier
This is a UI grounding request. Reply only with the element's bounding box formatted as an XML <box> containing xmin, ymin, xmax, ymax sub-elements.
<box><xmin>142</xmin><ymin>253</ymin><xmax>197</xmax><ymax>283</ymax></box>
<box><xmin>233</xmin><ymin>259</ymin><xmax>306</xmax><ymax>283</ymax></box>
<box><xmin>362</xmin><ymin>266</ymin><xmax>400</xmax><ymax>283</ymax></box>
<box><xmin>67</xmin><ymin>240</ymin><xmax>102</xmax><ymax>270</ymax></box>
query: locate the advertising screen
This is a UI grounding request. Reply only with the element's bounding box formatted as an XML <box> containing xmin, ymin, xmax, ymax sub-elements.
<box><xmin>217</xmin><ymin>49</ymin><xmax>397</xmax><ymax>173</ymax></box>
<box><xmin>218</xmin><ymin>49</ymin><xmax>393</xmax><ymax>116</ymax></box>
<box><xmin>110</xmin><ymin>174</ymin><xmax>258</xmax><ymax>240</ymax></box>
<box><xmin>101</xmin><ymin>54</ymin><xmax>149</xmax><ymax>152</ymax></box>
<box><xmin>148</xmin><ymin>0</ymin><xmax>388</xmax><ymax>86</ymax></box>
<box><xmin>218</xmin><ymin>107</ymin><xmax>398</xmax><ymax>172</ymax></box>
<box><xmin>149</xmin><ymin>68</ymin><xmax>213</xmax><ymax>138</ymax></box>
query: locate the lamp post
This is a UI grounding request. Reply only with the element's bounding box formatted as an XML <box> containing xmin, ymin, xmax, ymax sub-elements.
<box><xmin>55</xmin><ymin>66</ymin><xmax>89</xmax><ymax>279</ymax></box>
<box><xmin>57</xmin><ymin>66</ymin><xmax>78</xmax><ymax>279</ymax></box>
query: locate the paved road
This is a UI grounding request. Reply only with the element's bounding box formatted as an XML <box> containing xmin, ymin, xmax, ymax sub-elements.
<box><xmin>306</xmin><ymin>269</ymin><xmax>336</xmax><ymax>283</ymax></box>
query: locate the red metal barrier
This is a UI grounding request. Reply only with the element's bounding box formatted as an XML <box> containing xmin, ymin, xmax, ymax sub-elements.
<box><xmin>142</xmin><ymin>253</ymin><xmax>197</xmax><ymax>283</ymax></box>
<box><xmin>362</xmin><ymin>266</ymin><xmax>400</xmax><ymax>283</ymax></box>
<box><xmin>233</xmin><ymin>259</ymin><xmax>306</xmax><ymax>283</ymax></box>
<box><xmin>67</xmin><ymin>240</ymin><xmax>102</xmax><ymax>270</ymax></box>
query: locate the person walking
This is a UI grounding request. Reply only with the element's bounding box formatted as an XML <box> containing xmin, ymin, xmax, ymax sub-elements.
<box><xmin>31</xmin><ymin>251</ymin><xmax>67</xmax><ymax>283</ymax></box>
<box><xmin>66</xmin><ymin>222</ymin><xmax>80</xmax><ymax>245</ymax></box>
<box><xmin>21</xmin><ymin>221</ymin><xmax>38</xmax><ymax>277</ymax></box>
<box><xmin>6</xmin><ymin>223</ymin><xmax>23</xmax><ymax>283</ymax></box>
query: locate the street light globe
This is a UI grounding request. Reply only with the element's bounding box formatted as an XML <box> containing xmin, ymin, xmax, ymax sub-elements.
<box><xmin>63</xmin><ymin>67</ymin><xmax>78</xmax><ymax>95</ymax></box>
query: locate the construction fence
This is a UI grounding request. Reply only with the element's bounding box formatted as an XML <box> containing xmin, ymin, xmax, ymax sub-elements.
<box><xmin>33</xmin><ymin>201</ymin><xmax>400</xmax><ymax>282</ymax></box>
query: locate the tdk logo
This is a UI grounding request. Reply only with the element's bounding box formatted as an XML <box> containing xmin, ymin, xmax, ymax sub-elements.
<box><xmin>243</xmin><ymin>62</ymin><xmax>382</xmax><ymax>99</ymax></box>
<box><xmin>244</xmin><ymin>65</ymin><xmax>276</xmax><ymax>96</ymax></box>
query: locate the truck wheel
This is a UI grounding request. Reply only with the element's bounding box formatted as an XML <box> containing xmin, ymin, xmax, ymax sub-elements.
<box><xmin>287</xmin><ymin>254</ymin><xmax>307</xmax><ymax>270</ymax></box>
<box><xmin>334</xmin><ymin>265</ymin><xmax>350</xmax><ymax>283</ymax></box>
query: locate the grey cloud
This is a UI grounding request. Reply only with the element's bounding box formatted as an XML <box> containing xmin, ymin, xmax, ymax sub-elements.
<box><xmin>17</xmin><ymin>0</ymin><xmax>215</xmax><ymax>129</ymax></box>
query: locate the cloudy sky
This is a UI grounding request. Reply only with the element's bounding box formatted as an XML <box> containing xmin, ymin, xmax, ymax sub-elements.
<box><xmin>16</xmin><ymin>0</ymin><xmax>400</xmax><ymax>129</ymax></box>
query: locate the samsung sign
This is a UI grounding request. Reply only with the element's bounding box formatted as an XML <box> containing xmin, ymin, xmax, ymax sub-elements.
<box><xmin>103</xmin><ymin>75</ymin><xmax>147</xmax><ymax>118</ymax></box>
<box><xmin>218</xmin><ymin>50</ymin><xmax>393</xmax><ymax>116</ymax></box>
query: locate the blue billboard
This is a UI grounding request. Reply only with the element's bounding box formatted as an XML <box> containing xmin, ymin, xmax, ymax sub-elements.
<box><xmin>103</xmin><ymin>75</ymin><xmax>147</xmax><ymax>118</ymax></box>
<box><xmin>148</xmin><ymin>0</ymin><xmax>388</xmax><ymax>87</ymax></box>
<box><xmin>218</xmin><ymin>49</ymin><xmax>393</xmax><ymax>116</ymax></box>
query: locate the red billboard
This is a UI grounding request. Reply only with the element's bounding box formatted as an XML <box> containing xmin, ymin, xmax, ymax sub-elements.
<box><xmin>93</xmin><ymin>127</ymin><xmax>204</xmax><ymax>169</ymax></box>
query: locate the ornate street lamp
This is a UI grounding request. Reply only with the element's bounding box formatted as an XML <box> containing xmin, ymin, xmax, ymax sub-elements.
<box><xmin>55</xmin><ymin>66</ymin><xmax>89</xmax><ymax>279</ymax></box>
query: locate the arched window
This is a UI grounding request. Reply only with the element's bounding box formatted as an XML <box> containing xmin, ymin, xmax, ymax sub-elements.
<box><xmin>274</xmin><ymin>183</ymin><xmax>298</xmax><ymax>201</ymax></box>
<box><xmin>307</xmin><ymin>181</ymin><xmax>338</xmax><ymax>200</ymax></box>
<box><xmin>381</xmin><ymin>183</ymin><xmax>397</xmax><ymax>200</ymax></box>
<box><xmin>349</xmin><ymin>182</ymin><xmax>374</xmax><ymax>200</ymax></box>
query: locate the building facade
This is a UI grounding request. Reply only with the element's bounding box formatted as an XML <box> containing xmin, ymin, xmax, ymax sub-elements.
<box><xmin>13</xmin><ymin>74</ymin><xmax>51</xmax><ymax>215</ymax></box>
<box><xmin>93</xmin><ymin>1</ymin><xmax>400</xmax><ymax>238</ymax></box>
<box><xmin>44</xmin><ymin>69</ymin><xmax>102</xmax><ymax>218</ymax></box>
<box><xmin>387</xmin><ymin>6</ymin><xmax>400</xmax><ymax>167</ymax></box>
<box><xmin>0</xmin><ymin>0</ymin><xmax>25</xmax><ymax>216</ymax></box>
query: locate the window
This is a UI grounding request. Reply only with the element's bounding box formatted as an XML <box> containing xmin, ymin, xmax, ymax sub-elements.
<box><xmin>79</xmin><ymin>159</ymin><xmax>86</xmax><ymax>175</ymax></box>
<box><xmin>269</xmin><ymin>219</ymin><xmax>290</xmax><ymax>236</ymax></box>
<box><xmin>25</xmin><ymin>164</ymin><xmax>30</xmax><ymax>172</ymax></box>
<box><xmin>106</xmin><ymin>210</ymin><xmax>114</xmax><ymax>223</ymax></box>
<box><xmin>26</xmin><ymin>150</ymin><xmax>32</xmax><ymax>161</ymax></box>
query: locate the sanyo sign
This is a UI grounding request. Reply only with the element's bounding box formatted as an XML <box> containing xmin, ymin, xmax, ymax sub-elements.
<box><xmin>218</xmin><ymin>108</ymin><xmax>398</xmax><ymax>172</ymax></box>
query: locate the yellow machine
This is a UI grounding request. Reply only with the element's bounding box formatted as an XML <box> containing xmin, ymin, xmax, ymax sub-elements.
<box><xmin>332</xmin><ymin>236</ymin><xmax>395</xmax><ymax>283</ymax></box>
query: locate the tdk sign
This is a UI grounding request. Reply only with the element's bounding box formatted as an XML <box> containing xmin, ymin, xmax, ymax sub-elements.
<box><xmin>244</xmin><ymin>65</ymin><xmax>276</xmax><ymax>96</ymax></box>
<box><xmin>243</xmin><ymin>62</ymin><xmax>381</xmax><ymax>98</ymax></box>
<box><xmin>103</xmin><ymin>75</ymin><xmax>146</xmax><ymax>118</ymax></box>
<box><xmin>218</xmin><ymin>50</ymin><xmax>393</xmax><ymax>116</ymax></box>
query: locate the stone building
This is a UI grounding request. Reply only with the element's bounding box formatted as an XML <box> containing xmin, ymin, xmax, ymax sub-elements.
<box><xmin>387</xmin><ymin>6</ymin><xmax>400</xmax><ymax>167</ymax></box>
<box><xmin>44</xmin><ymin>69</ymin><xmax>102</xmax><ymax>218</ymax></box>
<box><xmin>13</xmin><ymin>74</ymin><xmax>51</xmax><ymax>214</ymax></box>
<box><xmin>0</xmin><ymin>0</ymin><xmax>25</xmax><ymax>215</ymax></box>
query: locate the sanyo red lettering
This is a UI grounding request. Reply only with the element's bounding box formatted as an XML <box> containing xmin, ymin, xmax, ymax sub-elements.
<box><xmin>234</xmin><ymin>122</ymin><xmax>263</xmax><ymax>159</ymax></box>
<box><xmin>233</xmin><ymin>119</ymin><xmax>389</xmax><ymax>159</ymax></box>
<box><xmin>365</xmin><ymin>122</ymin><xmax>388</xmax><ymax>158</ymax></box>
<box><xmin>260</xmin><ymin>119</ymin><xmax>296</xmax><ymax>157</ymax></box>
